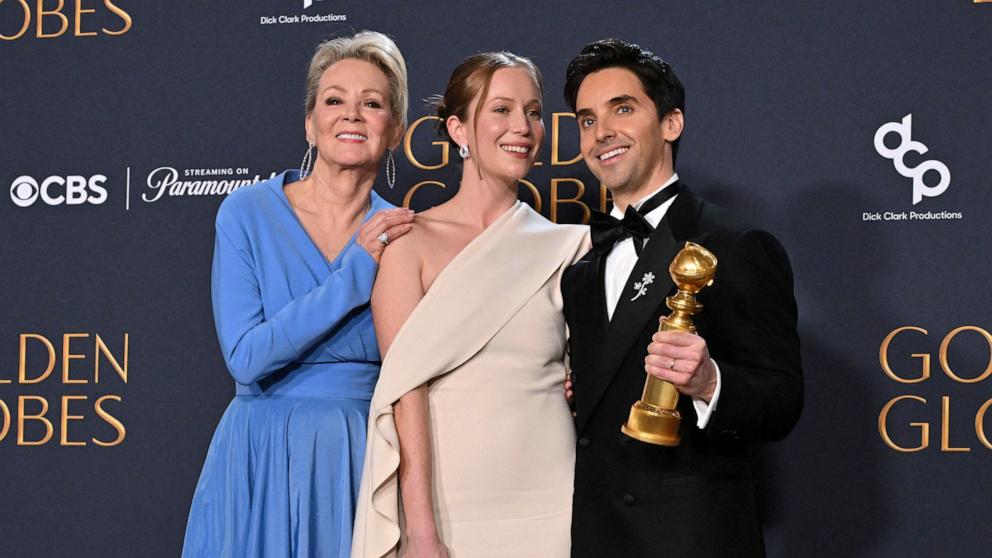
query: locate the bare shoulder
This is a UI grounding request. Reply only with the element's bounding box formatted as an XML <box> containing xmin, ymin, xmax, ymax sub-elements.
<box><xmin>373</xmin><ymin>217</ymin><xmax>427</xmax><ymax>309</ymax></box>
<box><xmin>380</xmin><ymin>211</ymin><xmax>439</xmax><ymax>261</ymax></box>
<box><xmin>399</xmin><ymin>208</ymin><xmax>461</xmax><ymax>248</ymax></box>
<box><xmin>377</xmin><ymin>208</ymin><xmax>458</xmax><ymax>276</ymax></box>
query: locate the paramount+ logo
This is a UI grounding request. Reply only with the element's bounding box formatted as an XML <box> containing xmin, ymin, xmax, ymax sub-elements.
<box><xmin>9</xmin><ymin>174</ymin><xmax>108</xmax><ymax>207</ymax></box>
<box><xmin>0</xmin><ymin>0</ymin><xmax>132</xmax><ymax>41</ymax></box>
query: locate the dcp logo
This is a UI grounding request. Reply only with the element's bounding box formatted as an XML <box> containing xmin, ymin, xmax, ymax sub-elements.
<box><xmin>873</xmin><ymin>114</ymin><xmax>951</xmax><ymax>205</ymax></box>
<box><xmin>9</xmin><ymin>174</ymin><xmax>109</xmax><ymax>207</ymax></box>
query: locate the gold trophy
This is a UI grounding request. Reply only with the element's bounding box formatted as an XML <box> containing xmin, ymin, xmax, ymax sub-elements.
<box><xmin>621</xmin><ymin>241</ymin><xmax>718</xmax><ymax>446</ymax></box>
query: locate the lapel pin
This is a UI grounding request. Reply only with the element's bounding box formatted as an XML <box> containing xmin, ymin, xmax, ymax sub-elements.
<box><xmin>630</xmin><ymin>272</ymin><xmax>656</xmax><ymax>302</ymax></box>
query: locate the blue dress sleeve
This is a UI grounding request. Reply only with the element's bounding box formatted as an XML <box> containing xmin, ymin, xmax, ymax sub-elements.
<box><xmin>210</xmin><ymin>198</ymin><xmax>378</xmax><ymax>386</ymax></box>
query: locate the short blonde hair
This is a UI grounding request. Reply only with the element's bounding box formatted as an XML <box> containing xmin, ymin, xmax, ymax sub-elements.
<box><xmin>304</xmin><ymin>30</ymin><xmax>409</xmax><ymax>129</ymax></box>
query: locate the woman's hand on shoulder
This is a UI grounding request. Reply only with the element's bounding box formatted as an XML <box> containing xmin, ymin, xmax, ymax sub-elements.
<box><xmin>356</xmin><ymin>207</ymin><xmax>416</xmax><ymax>263</ymax></box>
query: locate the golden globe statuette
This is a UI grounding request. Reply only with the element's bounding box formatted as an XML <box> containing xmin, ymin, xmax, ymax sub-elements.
<box><xmin>621</xmin><ymin>241</ymin><xmax>718</xmax><ymax>446</ymax></box>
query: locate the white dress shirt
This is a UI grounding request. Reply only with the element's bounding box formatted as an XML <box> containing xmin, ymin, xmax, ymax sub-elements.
<box><xmin>603</xmin><ymin>173</ymin><xmax>722</xmax><ymax>429</ymax></box>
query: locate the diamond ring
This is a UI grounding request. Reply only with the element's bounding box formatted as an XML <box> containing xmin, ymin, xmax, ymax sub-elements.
<box><xmin>377</xmin><ymin>232</ymin><xmax>389</xmax><ymax>245</ymax></box>
<box><xmin>669</xmin><ymin>359</ymin><xmax>677</xmax><ymax>370</ymax></box>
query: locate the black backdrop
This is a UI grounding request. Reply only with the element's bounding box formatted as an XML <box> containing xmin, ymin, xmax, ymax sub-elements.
<box><xmin>2</xmin><ymin>1</ymin><xmax>991</xmax><ymax>556</ymax></box>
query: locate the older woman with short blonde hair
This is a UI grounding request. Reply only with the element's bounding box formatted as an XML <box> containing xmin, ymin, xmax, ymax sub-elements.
<box><xmin>182</xmin><ymin>31</ymin><xmax>414</xmax><ymax>558</ymax></box>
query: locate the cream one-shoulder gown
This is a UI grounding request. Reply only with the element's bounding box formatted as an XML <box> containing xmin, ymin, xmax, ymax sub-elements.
<box><xmin>352</xmin><ymin>202</ymin><xmax>589</xmax><ymax>558</ymax></box>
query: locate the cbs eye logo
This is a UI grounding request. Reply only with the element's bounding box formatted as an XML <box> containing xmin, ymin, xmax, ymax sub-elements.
<box><xmin>9</xmin><ymin>175</ymin><xmax>108</xmax><ymax>207</ymax></box>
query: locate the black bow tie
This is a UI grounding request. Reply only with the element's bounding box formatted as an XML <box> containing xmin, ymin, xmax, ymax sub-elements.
<box><xmin>589</xmin><ymin>182</ymin><xmax>681</xmax><ymax>257</ymax></box>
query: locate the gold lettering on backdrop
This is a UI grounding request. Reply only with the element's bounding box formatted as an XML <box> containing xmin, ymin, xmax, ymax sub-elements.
<box><xmin>551</xmin><ymin>113</ymin><xmax>582</xmax><ymax>165</ymax></box>
<box><xmin>404</xmin><ymin>116</ymin><xmax>449</xmax><ymax>170</ymax></box>
<box><xmin>939</xmin><ymin>326</ymin><xmax>992</xmax><ymax>383</ymax></box>
<box><xmin>879</xmin><ymin>326</ymin><xmax>930</xmax><ymax>383</ymax></box>
<box><xmin>60</xmin><ymin>395</ymin><xmax>87</xmax><ymax>446</ymax></box>
<box><xmin>5</xmin><ymin>332</ymin><xmax>129</xmax><ymax>447</ymax></box>
<box><xmin>62</xmin><ymin>332</ymin><xmax>89</xmax><ymax>384</ymax></box>
<box><xmin>18</xmin><ymin>395</ymin><xmax>54</xmax><ymax>446</ymax></box>
<box><xmin>73</xmin><ymin>0</ymin><xmax>95</xmax><ymax>37</ymax></box>
<box><xmin>0</xmin><ymin>0</ymin><xmax>131</xmax><ymax>40</ymax></box>
<box><xmin>393</xmin><ymin>109</ymin><xmax>606</xmax><ymax>222</ymax></box>
<box><xmin>940</xmin><ymin>396</ymin><xmax>970</xmax><ymax>452</ymax></box>
<box><xmin>550</xmin><ymin>178</ymin><xmax>590</xmax><ymax>224</ymax></box>
<box><xmin>17</xmin><ymin>332</ymin><xmax>128</xmax><ymax>384</ymax></box>
<box><xmin>878</xmin><ymin>325</ymin><xmax>992</xmax><ymax>452</ymax></box>
<box><xmin>976</xmin><ymin>399</ymin><xmax>992</xmax><ymax>450</ymax></box>
<box><xmin>0</xmin><ymin>0</ymin><xmax>32</xmax><ymax>40</ymax></box>
<box><xmin>36</xmin><ymin>0</ymin><xmax>69</xmax><ymax>38</ymax></box>
<box><xmin>0</xmin><ymin>399</ymin><xmax>10</xmax><ymax>441</ymax></box>
<box><xmin>95</xmin><ymin>333</ymin><xmax>128</xmax><ymax>383</ymax></box>
<box><xmin>403</xmin><ymin>180</ymin><xmax>446</xmax><ymax>209</ymax></box>
<box><xmin>19</xmin><ymin>333</ymin><xmax>55</xmax><ymax>384</ymax></box>
<box><xmin>600</xmin><ymin>182</ymin><xmax>613</xmax><ymax>212</ymax></box>
<box><xmin>518</xmin><ymin>179</ymin><xmax>542</xmax><ymax>214</ymax></box>
<box><xmin>101</xmin><ymin>0</ymin><xmax>131</xmax><ymax>35</ymax></box>
<box><xmin>878</xmin><ymin>395</ymin><xmax>929</xmax><ymax>452</ymax></box>
<box><xmin>93</xmin><ymin>395</ymin><xmax>125</xmax><ymax>446</ymax></box>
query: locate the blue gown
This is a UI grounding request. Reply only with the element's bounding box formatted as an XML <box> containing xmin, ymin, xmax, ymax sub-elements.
<box><xmin>182</xmin><ymin>170</ymin><xmax>392</xmax><ymax>558</ymax></box>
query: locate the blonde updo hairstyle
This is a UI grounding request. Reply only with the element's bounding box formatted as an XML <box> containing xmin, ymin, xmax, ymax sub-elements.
<box><xmin>304</xmin><ymin>30</ymin><xmax>409</xmax><ymax>131</ymax></box>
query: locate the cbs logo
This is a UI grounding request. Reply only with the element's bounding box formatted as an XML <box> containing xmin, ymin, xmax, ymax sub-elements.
<box><xmin>874</xmin><ymin>114</ymin><xmax>951</xmax><ymax>205</ymax></box>
<box><xmin>9</xmin><ymin>175</ymin><xmax>109</xmax><ymax>207</ymax></box>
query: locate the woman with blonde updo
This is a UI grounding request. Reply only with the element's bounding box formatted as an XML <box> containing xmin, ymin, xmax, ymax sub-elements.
<box><xmin>353</xmin><ymin>52</ymin><xmax>588</xmax><ymax>558</ymax></box>
<box><xmin>182</xmin><ymin>31</ymin><xmax>414</xmax><ymax>558</ymax></box>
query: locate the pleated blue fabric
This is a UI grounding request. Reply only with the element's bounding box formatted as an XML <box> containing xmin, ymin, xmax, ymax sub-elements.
<box><xmin>184</xmin><ymin>395</ymin><xmax>370</xmax><ymax>557</ymax></box>
<box><xmin>182</xmin><ymin>170</ymin><xmax>390</xmax><ymax>558</ymax></box>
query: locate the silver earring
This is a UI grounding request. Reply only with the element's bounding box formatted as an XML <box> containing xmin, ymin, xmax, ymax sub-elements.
<box><xmin>300</xmin><ymin>140</ymin><xmax>315</xmax><ymax>179</ymax></box>
<box><xmin>458</xmin><ymin>144</ymin><xmax>470</xmax><ymax>159</ymax></box>
<box><xmin>385</xmin><ymin>150</ymin><xmax>397</xmax><ymax>189</ymax></box>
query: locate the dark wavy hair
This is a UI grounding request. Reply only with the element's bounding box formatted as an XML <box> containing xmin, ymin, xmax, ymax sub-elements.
<box><xmin>564</xmin><ymin>38</ymin><xmax>685</xmax><ymax>163</ymax></box>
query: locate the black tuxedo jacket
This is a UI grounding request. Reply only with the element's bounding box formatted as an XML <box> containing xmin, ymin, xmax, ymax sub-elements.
<box><xmin>564</xmin><ymin>185</ymin><xmax>803</xmax><ymax>557</ymax></box>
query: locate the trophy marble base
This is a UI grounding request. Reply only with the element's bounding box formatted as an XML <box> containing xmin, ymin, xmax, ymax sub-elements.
<box><xmin>621</xmin><ymin>401</ymin><xmax>681</xmax><ymax>446</ymax></box>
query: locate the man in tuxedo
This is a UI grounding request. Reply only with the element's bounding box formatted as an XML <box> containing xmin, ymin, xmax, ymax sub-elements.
<box><xmin>561</xmin><ymin>39</ymin><xmax>803</xmax><ymax>557</ymax></box>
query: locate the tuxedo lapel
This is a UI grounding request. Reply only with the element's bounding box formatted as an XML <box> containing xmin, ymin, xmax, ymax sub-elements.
<box><xmin>576</xmin><ymin>186</ymin><xmax>713</xmax><ymax>434</ymax></box>
<box><xmin>576</xmin><ymin>219</ymin><xmax>679</xmax><ymax>433</ymax></box>
<box><xmin>565</xmin><ymin>251</ymin><xmax>609</xmax><ymax>339</ymax></box>
<box><xmin>609</xmin><ymin>219</ymin><xmax>679</xmax><ymax>335</ymax></box>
